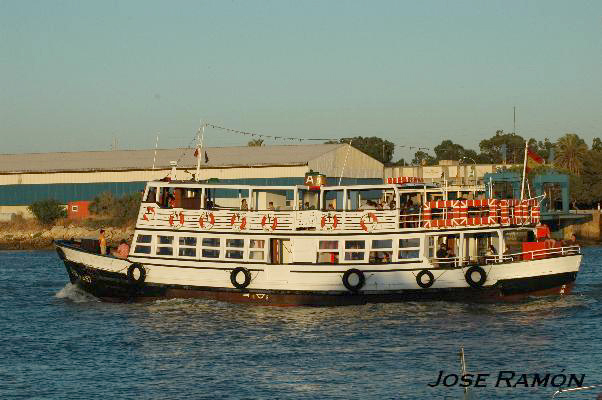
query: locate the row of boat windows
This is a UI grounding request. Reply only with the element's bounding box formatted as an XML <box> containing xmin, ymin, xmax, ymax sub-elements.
<box><xmin>134</xmin><ymin>234</ymin><xmax>266</xmax><ymax>260</ymax></box>
<box><xmin>133</xmin><ymin>233</ymin><xmax>423</xmax><ymax>264</ymax></box>
<box><xmin>316</xmin><ymin>238</ymin><xmax>421</xmax><ymax>264</ymax></box>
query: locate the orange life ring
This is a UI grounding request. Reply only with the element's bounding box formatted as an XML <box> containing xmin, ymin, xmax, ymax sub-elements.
<box><xmin>359</xmin><ymin>212</ymin><xmax>378</xmax><ymax>232</ymax></box>
<box><xmin>198</xmin><ymin>212</ymin><xmax>215</xmax><ymax>230</ymax></box>
<box><xmin>230</xmin><ymin>213</ymin><xmax>247</xmax><ymax>231</ymax></box>
<box><xmin>169</xmin><ymin>211</ymin><xmax>184</xmax><ymax>229</ymax></box>
<box><xmin>261</xmin><ymin>213</ymin><xmax>278</xmax><ymax>231</ymax></box>
<box><xmin>142</xmin><ymin>206</ymin><xmax>156</xmax><ymax>221</ymax></box>
<box><xmin>320</xmin><ymin>213</ymin><xmax>339</xmax><ymax>231</ymax></box>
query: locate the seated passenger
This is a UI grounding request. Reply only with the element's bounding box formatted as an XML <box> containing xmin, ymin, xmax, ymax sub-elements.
<box><xmin>112</xmin><ymin>239</ymin><xmax>130</xmax><ymax>259</ymax></box>
<box><xmin>241</xmin><ymin>199</ymin><xmax>249</xmax><ymax>211</ymax></box>
<box><xmin>436</xmin><ymin>243</ymin><xmax>449</xmax><ymax>267</ymax></box>
<box><xmin>267</xmin><ymin>201</ymin><xmax>275</xmax><ymax>211</ymax></box>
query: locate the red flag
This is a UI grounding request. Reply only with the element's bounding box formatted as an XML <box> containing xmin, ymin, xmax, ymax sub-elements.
<box><xmin>526</xmin><ymin>148</ymin><xmax>544</xmax><ymax>172</ymax></box>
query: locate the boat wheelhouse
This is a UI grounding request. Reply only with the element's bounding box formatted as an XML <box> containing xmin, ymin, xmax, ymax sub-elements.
<box><xmin>55</xmin><ymin>180</ymin><xmax>582</xmax><ymax>305</ymax></box>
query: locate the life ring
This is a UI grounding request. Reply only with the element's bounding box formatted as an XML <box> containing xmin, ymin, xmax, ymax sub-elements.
<box><xmin>342</xmin><ymin>268</ymin><xmax>365</xmax><ymax>292</ymax></box>
<box><xmin>127</xmin><ymin>263</ymin><xmax>146</xmax><ymax>285</ymax></box>
<box><xmin>230</xmin><ymin>213</ymin><xmax>247</xmax><ymax>231</ymax></box>
<box><xmin>141</xmin><ymin>206</ymin><xmax>156</xmax><ymax>222</ymax></box>
<box><xmin>199</xmin><ymin>212</ymin><xmax>215</xmax><ymax>230</ymax></box>
<box><xmin>359</xmin><ymin>212</ymin><xmax>379</xmax><ymax>232</ymax></box>
<box><xmin>320</xmin><ymin>213</ymin><xmax>339</xmax><ymax>231</ymax></box>
<box><xmin>230</xmin><ymin>267</ymin><xmax>252</xmax><ymax>289</ymax></box>
<box><xmin>261</xmin><ymin>213</ymin><xmax>278</xmax><ymax>232</ymax></box>
<box><xmin>416</xmin><ymin>269</ymin><xmax>435</xmax><ymax>289</ymax></box>
<box><xmin>169</xmin><ymin>211</ymin><xmax>184</xmax><ymax>229</ymax></box>
<box><xmin>465</xmin><ymin>266</ymin><xmax>487</xmax><ymax>288</ymax></box>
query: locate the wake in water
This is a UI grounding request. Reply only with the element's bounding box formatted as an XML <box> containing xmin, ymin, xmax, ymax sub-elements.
<box><xmin>55</xmin><ymin>283</ymin><xmax>99</xmax><ymax>303</ymax></box>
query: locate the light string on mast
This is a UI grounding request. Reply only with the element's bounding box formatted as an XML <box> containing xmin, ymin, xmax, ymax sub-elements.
<box><xmin>172</xmin><ymin>122</ymin><xmax>438</xmax><ymax>167</ymax></box>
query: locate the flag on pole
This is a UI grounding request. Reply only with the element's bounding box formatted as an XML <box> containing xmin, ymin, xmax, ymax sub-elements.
<box><xmin>525</xmin><ymin>148</ymin><xmax>544</xmax><ymax>172</ymax></box>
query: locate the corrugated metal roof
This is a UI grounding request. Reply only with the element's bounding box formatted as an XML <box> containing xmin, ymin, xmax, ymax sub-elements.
<box><xmin>0</xmin><ymin>144</ymin><xmax>346</xmax><ymax>173</ymax></box>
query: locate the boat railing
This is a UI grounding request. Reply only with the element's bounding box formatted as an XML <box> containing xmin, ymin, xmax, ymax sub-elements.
<box><xmin>500</xmin><ymin>245</ymin><xmax>581</xmax><ymax>263</ymax></box>
<box><xmin>136</xmin><ymin>203</ymin><xmax>537</xmax><ymax>233</ymax></box>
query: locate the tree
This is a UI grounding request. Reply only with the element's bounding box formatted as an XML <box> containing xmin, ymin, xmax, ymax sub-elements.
<box><xmin>326</xmin><ymin>136</ymin><xmax>395</xmax><ymax>164</ymax></box>
<box><xmin>433</xmin><ymin>140</ymin><xmax>467</xmax><ymax>161</ymax></box>
<box><xmin>89</xmin><ymin>192</ymin><xmax>115</xmax><ymax>216</ymax></box>
<box><xmin>592</xmin><ymin>137</ymin><xmax>602</xmax><ymax>152</ymax></box>
<box><xmin>412</xmin><ymin>150</ymin><xmax>436</xmax><ymax>166</ymax></box>
<box><xmin>529</xmin><ymin>138</ymin><xmax>555</xmax><ymax>163</ymax></box>
<box><xmin>28</xmin><ymin>199</ymin><xmax>66</xmax><ymax>226</ymax></box>
<box><xmin>89</xmin><ymin>191</ymin><xmax>142</xmax><ymax>226</ymax></box>
<box><xmin>479</xmin><ymin>130</ymin><xmax>526</xmax><ymax>164</ymax></box>
<box><xmin>247</xmin><ymin>138</ymin><xmax>264</xmax><ymax>147</ymax></box>
<box><xmin>555</xmin><ymin>133</ymin><xmax>588</xmax><ymax>175</ymax></box>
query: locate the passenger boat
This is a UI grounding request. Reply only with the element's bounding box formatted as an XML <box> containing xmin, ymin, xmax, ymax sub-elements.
<box><xmin>55</xmin><ymin>178</ymin><xmax>582</xmax><ymax>305</ymax></box>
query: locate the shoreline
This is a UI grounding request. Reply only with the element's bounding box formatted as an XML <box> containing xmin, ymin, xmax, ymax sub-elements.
<box><xmin>0</xmin><ymin>225</ymin><xmax>134</xmax><ymax>251</ymax></box>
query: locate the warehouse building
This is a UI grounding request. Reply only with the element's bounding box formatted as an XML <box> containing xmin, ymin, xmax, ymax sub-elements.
<box><xmin>0</xmin><ymin>144</ymin><xmax>383</xmax><ymax>217</ymax></box>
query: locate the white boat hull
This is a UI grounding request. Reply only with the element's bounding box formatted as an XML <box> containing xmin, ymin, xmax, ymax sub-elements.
<box><xmin>55</xmin><ymin>240</ymin><xmax>581</xmax><ymax>305</ymax></box>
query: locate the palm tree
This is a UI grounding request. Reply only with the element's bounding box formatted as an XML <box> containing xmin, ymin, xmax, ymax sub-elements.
<box><xmin>555</xmin><ymin>133</ymin><xmax>588</xmax><ymax>175</ymax></box>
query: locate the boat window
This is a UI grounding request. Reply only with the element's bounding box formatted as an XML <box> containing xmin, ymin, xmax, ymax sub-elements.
<box><xmin>372</xmin><ymin>239</ymin><xmax>392</xmax><ymax>249</ymax></box>
<box><xmin>136</xmin><ymin>234</ymin><xmax>152</xmax><ymax>244</ymax></box>
<box><xmin>179</xmin><ymin>248</ymin><xmax>196</xmax><ymax>257</ymax></box>
<box><xmin>202</xmin><ymin>249</ymin><xmax>220</xmax><ymax>258</ymax></box>
<box><xmin>178</xmin><ymin>236</ymin><xmax>197</xmax><ymax>257</ymax></box>
<box><xmin>319</xmin><ymin>241</ymin><xmax>338</xmax><ymax>249</ymax></box>
<box><xmin>226</xmin><ymin>239</ymin><xmax>244</xmax><ymax>248</ymax></box>
<box><xmin>157</xmin><ymin>246</ymin><xmax>173</xmax><ymax>256</ymax></box>
<box><xmin>317</xmin><ymin>240</ymin><xmax>339</xmax><ymax>264</ymax></box>
<box><xmin>463</xmin><ymin>232</ymin><xmax>500</xmax><ymax>265</ymax></box>
<box><xmin>156</xmin><ymin>235</ymin><xmax>174</xmax><ymax>256</ymax></box>
<box><xmin>399</xmin><ymin>238</ymin><xmax>420</xmax><ymax>248</ymax></box>
<box><xmin>134</xmin><ymin>245</ymin><xmax>151</xmax><ymax>254</ymax></box>
<box><xmin>225</xmin><ymin>250</ymin><xmax>243</xmax><ymax>259</ymax></box>
<box><xmin>225</xmin><ymin>238</ymin><xmax>244</xmax><ymax>259</ymax></box>
<box><xmin>201</xmin><ymin>237</ymin><xmax>220</xmax><ymax>259</ymax></box>
<box><xmin>323</xmin><ymin>189</ymin><xmax>344</xmax><ymax>211</ymax></box>
<box><xmin>179</xmin><ymin>237</ymin><xmax>197</xmax><ymax>246</ymax></box>
<box><xmin>158</xmin><ymin>236</ymin><xmax>173</xmax><ymax>245</ymax></box>
<box><xmin>398</xmin><ymin>237</ymin><xmax>421</xmax><ymax>260</ymax></box>
<box><xmin>202</xmin><ymin>238</ymin><xmax>220</xmax><ymax>247</ymax></box>
<box><xmin>344</xmin><ymin>240</ymin><xmax>365</xmax><ymax>261</ymax></box>
<box><xmin>370</xmin><ymin>239</ymin><xmax>393</xmax><ymax>264</ymax></box>
<box><xmin>249</xmin><ymin>239</ymin><xmax>266</xmax><ymax>260</ymax></box>
<box><xmin>347</xmin><ymin>189</ymin><xmax>385</xmax><ymax>211</ymax></box>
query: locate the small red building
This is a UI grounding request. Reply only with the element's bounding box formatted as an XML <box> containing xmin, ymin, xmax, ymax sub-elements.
<box><xmin>67</xmin><ymin>201</ymin><xmax>91</xmax><ymax>219</ymax></box>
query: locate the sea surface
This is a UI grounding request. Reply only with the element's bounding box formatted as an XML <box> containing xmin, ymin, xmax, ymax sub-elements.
<box><xmin>1</xmin><ymin>248</ymin><xmax>601</xmax><ymax>400</ymax></box>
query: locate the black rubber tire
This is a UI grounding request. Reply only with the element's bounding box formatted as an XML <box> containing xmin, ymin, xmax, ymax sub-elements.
<box><xmin>230</xmin><ymin>267</ymin><xmax>252</xmax><ymax>289</ymax></box>
<box><xmin>127</xmin><ymin>263</ymin><xmax>146</xmax><ymax>285</ymax></box>
<box><xmin>416</xmin><ymin>269</ymin><xmax>435</xmax><ymax>289</ymax></box>
<box><xmin>342</xmin><ymin>269</ymin><xmax>365</xmax><ymax>293</ymax></box>
<box><xmin>465</xmin><ymin>266</ymin><xmax>487</xmax><ymax>288</ymax></box>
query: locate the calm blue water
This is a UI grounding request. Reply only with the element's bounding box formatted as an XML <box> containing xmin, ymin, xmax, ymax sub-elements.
<box><xmin>1</xmin><ymin>248</ymin><xmax>601</xmax><ymax>400</ymax></box>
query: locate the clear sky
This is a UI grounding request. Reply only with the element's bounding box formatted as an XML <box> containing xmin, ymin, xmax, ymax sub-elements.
<box><xmin>1</xmin><ymin>0</ymin><xmax>601</xmax><ymax>162</ymax></box>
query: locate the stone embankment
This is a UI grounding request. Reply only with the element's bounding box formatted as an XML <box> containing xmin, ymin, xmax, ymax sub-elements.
<box><xmin>0</xmin><ymin>225</ymin><xmax>134</xmax><ymax>250</ymax></box>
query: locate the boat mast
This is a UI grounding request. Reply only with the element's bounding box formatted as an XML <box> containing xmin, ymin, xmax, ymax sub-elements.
<box><xmin>195</xmin><ymin>120</ymin><xmax>205</xmax><ymax>181</ymax></box>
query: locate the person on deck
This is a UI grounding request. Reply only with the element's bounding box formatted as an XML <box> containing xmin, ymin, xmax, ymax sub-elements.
<box><xmin>99</xmin><ymin>229</ymin><xmax>107</xmax><ymax>255</ymax></box>
<box><xmin>267</xmin><ymin>201</ymin><xmax>275</xmax><ymax>211</ymax></box>
<box><xmin>240</xmin><ymin>199</ymin><xmax>249</xmax><ymax>211</ymax></box>
<box><xmin>112</xmin><ymin>239</ymin><xmax>130</xmax><ymax>259</ymax></box>
<box><xmin>436</xmin><ymin>243</ymin><xmax>449</xmax><ymax>267</ymax></box>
